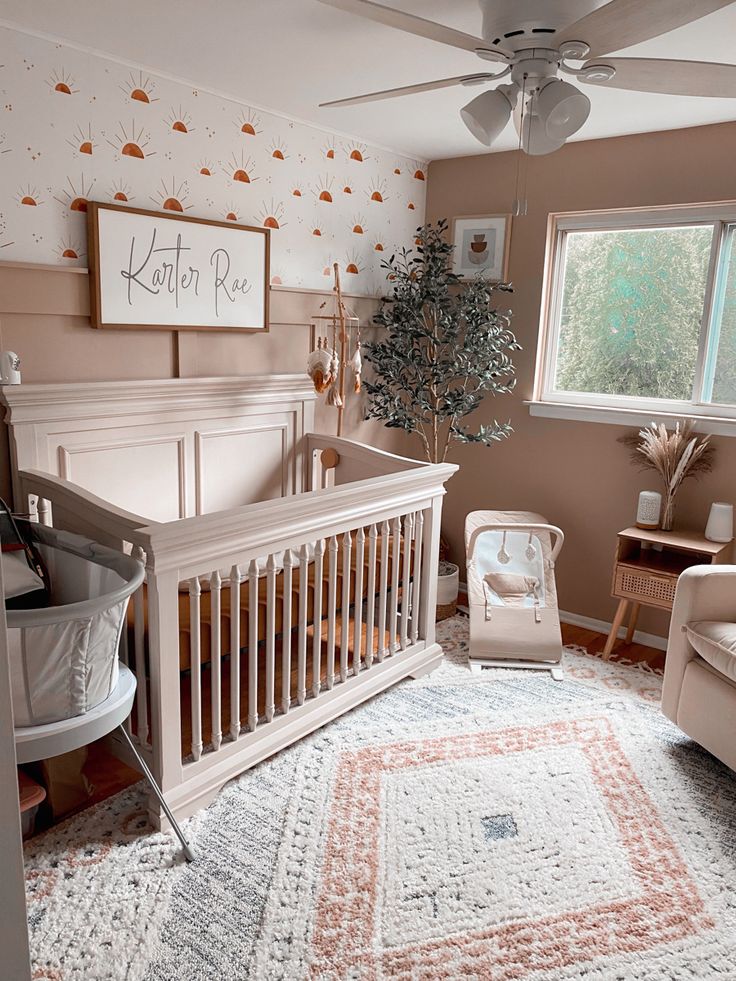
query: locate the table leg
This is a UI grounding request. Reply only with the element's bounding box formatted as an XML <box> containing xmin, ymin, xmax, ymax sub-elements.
<box><xmin>603</xmin><ymin>599</ymin><xmax>629</xmax><ymax>660</ymax></box>
<box><xmin>625</xmin><ymin>602</ymin><xmax>641</xmax><ymax>646</ymax></box>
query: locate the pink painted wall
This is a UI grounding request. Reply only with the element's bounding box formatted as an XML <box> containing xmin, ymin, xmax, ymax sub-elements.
<box><xmin>426</xmin><ymin>121</ymin><xmax>736</xmax><ymax>639</ymax></box>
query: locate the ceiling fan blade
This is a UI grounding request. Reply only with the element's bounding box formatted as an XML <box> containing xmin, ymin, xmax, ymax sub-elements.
<box><xmin>580</xmin><ymin>58</ymin><xmax>736</xmax><ymax>97</ymax></box>
<box><xmin>320</xmin><ymin>74</ymin><xmax>493</xmax><ymax>108</ymax></box>
<box><xmin>316</xmin><ymin>0</ymin><xmax>492</xmax><ymax>53</ymax></box>
<box><xmin>558</xmin><ymin>0</ymin><xmax>734</xmax><ymax>57</ymax></box>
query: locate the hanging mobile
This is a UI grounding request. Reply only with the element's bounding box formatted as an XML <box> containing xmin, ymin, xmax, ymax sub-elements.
<box><xmin>351</xmin><ymin>320</ymin><xmax>362</xmax><ymax>393</ymax></box>
<box><xmin>326</xmin><ymin>313</ymin><xmax>343</xmax><ymax>407</ymax></box>
<box><xmin>525</xmin><ymin>532</ymin><xmax>537</xmax><ymax>562</ymax></box>
<box><xmin>306</xmin><ymin>336</ymin><xmax>334</xmax><ymax>394</ymax></box>
<box><xmin>309</xmin><ymin>264</ymin><xmax>359</xmax><ymax>435</ymax></box>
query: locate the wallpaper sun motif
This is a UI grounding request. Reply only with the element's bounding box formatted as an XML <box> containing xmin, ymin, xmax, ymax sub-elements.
<box><xmin>0</xmin><ymin>27</ymin><xmax>427</xmax><ymax>295</ymax></box>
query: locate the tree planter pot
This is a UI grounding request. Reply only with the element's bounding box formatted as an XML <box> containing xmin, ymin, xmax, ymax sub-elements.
<box><xmin>436</xmin><ymin>560</ymin><xmax>459</xmax><ymax>621</ymax></box>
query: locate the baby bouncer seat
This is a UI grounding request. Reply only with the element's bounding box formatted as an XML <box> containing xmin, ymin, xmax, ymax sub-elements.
<box><xmin>465</xmin><ymin>511</ymin><xmax>565</xmax><ymax>678</ymax></box>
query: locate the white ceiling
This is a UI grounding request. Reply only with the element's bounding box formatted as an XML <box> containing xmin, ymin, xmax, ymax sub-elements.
<box><xmin>1</xmin><ymin>0</ymin><xmax>735</xmax><ymax>160</ymax></box>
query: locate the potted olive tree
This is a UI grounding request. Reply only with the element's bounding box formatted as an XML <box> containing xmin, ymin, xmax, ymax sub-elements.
<box><xmin>364</xmin><ymin>220</ymin><xmax>520</xmax><ymax>617</ymax></box>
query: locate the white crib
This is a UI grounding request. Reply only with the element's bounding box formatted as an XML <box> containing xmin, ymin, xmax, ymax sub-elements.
<box><xmin>2</xmin><ymin>375</ymin><xmax>456</xmax><ymax>827</ymax></box>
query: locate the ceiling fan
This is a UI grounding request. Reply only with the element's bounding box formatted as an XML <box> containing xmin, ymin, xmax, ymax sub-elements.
<box><xmin>316</xmin><ymin>0</ymin><xmax>736</xmax><ymax>155</ymax></box>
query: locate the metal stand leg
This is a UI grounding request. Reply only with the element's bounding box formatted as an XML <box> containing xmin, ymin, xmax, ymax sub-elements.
<box><xmin>118</xmin><ymin>725</ymin><xmax>195</xmax><ymax>862</ymax></box>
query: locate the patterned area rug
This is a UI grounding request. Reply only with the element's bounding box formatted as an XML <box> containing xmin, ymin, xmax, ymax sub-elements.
<box><xmin>26</xmin><ymin>616</ymin><xmax>736</xmax><ymax>980</ymax></box>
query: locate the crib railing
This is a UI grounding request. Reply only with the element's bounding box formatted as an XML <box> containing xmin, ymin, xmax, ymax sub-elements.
<box><xmin>17</xmin><ymin>436</ymin><xmax>456</xmax><ymax>826</ymax></box>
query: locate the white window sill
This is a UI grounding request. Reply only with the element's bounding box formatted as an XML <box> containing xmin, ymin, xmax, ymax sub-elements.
<box><xmin>526</xmin><ymin>400</ymin><xmax>736</xmax><ymax>436</ymax></box>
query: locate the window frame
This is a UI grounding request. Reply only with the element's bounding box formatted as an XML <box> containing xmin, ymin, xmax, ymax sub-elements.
<box><xmin>530</xmin><ymin>202</ymin><xmax>736</xmax><ymax>434</ymax></box>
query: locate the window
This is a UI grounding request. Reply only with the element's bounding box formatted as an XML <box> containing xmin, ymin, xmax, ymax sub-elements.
<box><xmin>532</xmin><ymin>204</ymin><xmax>736</xmax><ymax>432</ymax></box>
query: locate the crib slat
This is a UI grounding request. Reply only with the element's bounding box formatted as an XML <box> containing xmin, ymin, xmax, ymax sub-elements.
<box><xmin>297</xmin><ymin>544</ymin><xmax>309</xmax><ymax>705</ymax></box>
<box><xmin>377</xmin><ymin>520</ymin><xmax>389</xmax><ymax>662</ymax></box>
<box><xmin>312</xmin><ymin>539</ymin><xmax>325</xmax><ymax>698</ymax></box>
<box><xmin>327</xmin><ymin>536</ymin><xmax>338</xmax><ymax>690</ymax></box>
<box><xmin>389</xmin><ymin>515</ymin><xmax>401</xmax><ymax>656</ymax></box>
<box><xmin>353</xmin><ymin>527</ymin><xmax>365</xmax><ymax>674</ymax></box>
<box><xmin>265</xmin><ymin>554</ymin><xmax>276</xmax><ymax>723</ymax></box>
<box><xmin>281</xmin><ymin>549</ymin><xmax>293</xmax><ymax>714</ymax></box>
<box><xmin>210</xmin><ymin>569</ymin><xmax>222</xmax><ymax>752</ymax></box>
<box><xmin>248</xmin><ymin>558</ymin><xmax>259</xmax><ymax>732</ymax></box>
<box><xmin>365</xmin><ymin>524</ymin><xmax>377</xmax><ymax>668</ymax></box>
<box><xmin>131</xmin><ymin>545</ymin><xmax>149</xmax><ymax>746</ymax></box>
<box><xmin>400</xmin><ymin>513</ymin><xmax>413</xmax><ymax>651</ymax></box>
<box><xmin>340</xmin><ymin>531</ymin><xmax>352</xmax><ymax>682</ymax></box>
<box><xmin>411</xmin><ymin>510</ymin><xmax>424</xmax><ymax>644</ymax></box>
<box><xmin>188</xmin><ymin>576</ymin><xmax>203</xmax><ymax>761</ymax></box>
<box><xmin>229</xmin><ymin>565</ymin><xmax>242</xmax><ymax>741</ymax></box>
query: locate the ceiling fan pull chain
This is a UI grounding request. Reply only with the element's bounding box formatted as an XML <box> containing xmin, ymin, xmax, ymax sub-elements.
<box><xmin>513</xmin><ymin>74</ymin><xmax>529</xmax><ymax>217</ymax></box>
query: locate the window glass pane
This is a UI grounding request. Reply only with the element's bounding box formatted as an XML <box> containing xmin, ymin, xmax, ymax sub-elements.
<box><xmin>709</xmin><ymin>228</ymin><xmax>736</xmax><ymax>406</ymax></box>
<box><xmin>553</xmin><ymin>226</ymin><xmax>713</xmax><ymax>400</ymax></box>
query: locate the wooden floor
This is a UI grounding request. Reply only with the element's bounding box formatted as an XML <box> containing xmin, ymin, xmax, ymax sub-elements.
<box><xmin>27</xmin><ymin>618</ymin><xmax>664</xmax><ymax>834</ymax></box>
<box><xmin>560</xmin><ymin>621</ymin><xmax>666</xmax><ymax>672</ymax></box>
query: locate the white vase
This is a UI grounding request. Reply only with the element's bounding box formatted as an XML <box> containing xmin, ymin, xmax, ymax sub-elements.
<box><xmin>705</xmin><ymin>502</ymin><xmax>734</xmax><ymax>543</ymax></box>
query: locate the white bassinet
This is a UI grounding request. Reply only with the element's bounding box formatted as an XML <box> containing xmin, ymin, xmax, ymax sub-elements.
<box><xmin>7</xmin><ymin>525</ymin><xmax>145</xmax><ymax>727</ymax></box>
<box><xmin>465</xmin><ymin>510</ymin><xmax>564</xmax><ymax>677</ymax></box>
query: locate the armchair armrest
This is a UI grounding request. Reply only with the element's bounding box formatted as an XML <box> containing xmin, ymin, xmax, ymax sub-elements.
<box><xmin>662</xmin><ymin>564</ymin><xmax>736</xmax><ymax>721</ymax></box>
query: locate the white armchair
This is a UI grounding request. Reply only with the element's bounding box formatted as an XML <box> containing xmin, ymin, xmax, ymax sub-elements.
<box><xmin>662</xmin><ymin>564</ymin><xmax>736</xmax><ymax>772</ymax></box>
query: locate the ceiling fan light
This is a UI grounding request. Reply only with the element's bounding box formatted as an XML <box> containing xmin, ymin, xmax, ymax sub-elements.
<box><xmin>537</xmin><ymin>80</ymin><xmax>591</xmax><ymax>140</ymax></box>
<box><xmin>460</xmin><ymin>87</ymin><xmax>513</xmax><ymax>147</ymax></box>
<box><xmin>513</xmin><ymin>100</ymin><xmax>565</xmax><ymax>156</ymax></box>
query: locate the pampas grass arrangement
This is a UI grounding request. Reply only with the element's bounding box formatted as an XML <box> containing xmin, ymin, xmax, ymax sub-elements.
<box><xmin>619</xmin><ymin>421</ymin><xmax>714</xmax><ymax>530</ymax></box>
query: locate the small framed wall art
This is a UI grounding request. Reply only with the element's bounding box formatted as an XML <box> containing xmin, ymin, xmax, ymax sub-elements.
<box><xmin>450</xmin><ymin>213</ymin><xmax>512</xmax><ymax>282</ymax></box>
<box><xmin>87</xmin><ymin>203</ymin><xmax>270</xmax><ymax>331</ymax></box>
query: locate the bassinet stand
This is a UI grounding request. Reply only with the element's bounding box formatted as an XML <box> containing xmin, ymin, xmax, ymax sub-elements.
<box><xmin>15</xmin><ymin>663</ymin><xmax>195</xmax><ymax>862</ymax></box>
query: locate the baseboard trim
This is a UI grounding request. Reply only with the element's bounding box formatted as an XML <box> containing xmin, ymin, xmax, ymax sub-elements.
<box><xmin>457</xmin><ymin>580</ymin><xmax>667</xmax><ymax>652</ymax></box>
<box><xmin>558</xmin><ymin>610</ymin><xmax>667</xmax><ymax>652</ymax></box>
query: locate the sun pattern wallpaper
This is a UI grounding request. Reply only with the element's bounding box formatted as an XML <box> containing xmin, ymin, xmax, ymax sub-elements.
<box><xmin>0</xmin><ymin>27</ymin><xmax>428</xmax><ymax>295</ymax></box>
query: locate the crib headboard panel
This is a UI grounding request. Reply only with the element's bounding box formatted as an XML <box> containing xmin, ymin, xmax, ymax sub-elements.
<box><xmin>2</xmin><ymin>375</ymin><xmax>316</xmax><ymax>522</ymax></box>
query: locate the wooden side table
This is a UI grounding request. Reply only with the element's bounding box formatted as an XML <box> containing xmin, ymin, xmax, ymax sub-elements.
<box><xmin>603</xmin><ymin>526</ymin><xmax>733</xmax><ymax>659</ymax></box>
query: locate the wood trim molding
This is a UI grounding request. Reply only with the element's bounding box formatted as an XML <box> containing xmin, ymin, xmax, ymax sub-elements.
<box><xmin>59</xmin><ymin>435</ymin><xmax>189</xmax><ymax>519</ymax></box>
<box><xmin>0</xmin><ymin>261</ymin><xmax>385</xmax><ymax>301</ymax></box>
<box><xmin>526</xmin><ymin>399</ymin><xmax>736</xmax><ymax>436</ymax></box>
<box><xmin>193</xmin><ymin>422</ymin><xmax>289</xmax><ymax>513</ymax></box>
<box><xmin>1</xmin><ymin>374</ymin><xmax>316</xmax><ymax>422</ymax></box>
<box><xmin>3</xmin><ymin>375</ymin><xmax>317</xmax><ymax>519</ymax></box>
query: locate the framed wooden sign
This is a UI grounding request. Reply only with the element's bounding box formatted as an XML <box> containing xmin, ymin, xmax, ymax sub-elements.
<box><xmin>87</xmin><ymin>203</ymin><xmax>270</xmax><ymax>331</ymax></box>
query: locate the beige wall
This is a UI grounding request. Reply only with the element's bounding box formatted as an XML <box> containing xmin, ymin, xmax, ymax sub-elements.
<box><xmin>427</xmin><ymin>121</ymin><xmax>736</xmax><ymax>639</ymax></box>
<box><xmin>0</xmin><ymin>261</ymin><xmax>408</xmax><ymax>504</ymax></box>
